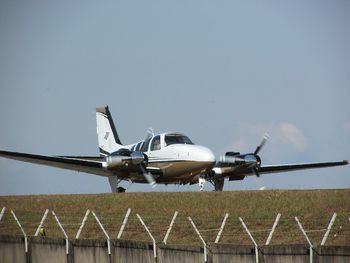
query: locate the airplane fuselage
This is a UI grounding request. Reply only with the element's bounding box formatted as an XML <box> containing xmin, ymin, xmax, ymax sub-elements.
<box><xmin>105</xmin><ymin>132</ymin><xmax>216</xmax><ymax>184</ymax></box>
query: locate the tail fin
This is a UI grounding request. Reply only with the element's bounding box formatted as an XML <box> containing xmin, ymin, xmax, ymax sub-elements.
<box><xmin>96</xmin><ymin>106</ymin><xmax>123</xmax><ymax>156</ymax></box>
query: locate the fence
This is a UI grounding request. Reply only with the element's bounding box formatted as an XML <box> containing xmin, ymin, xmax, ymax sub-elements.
<box><xmin>1</xmin><ymin>207</ymin><xmax>349</xmax><ymax>245</ymax></box>
<box><xmin>0</xmin><ymin>206</ymin><xmax>349</xmax><ymax>262</ymax></box>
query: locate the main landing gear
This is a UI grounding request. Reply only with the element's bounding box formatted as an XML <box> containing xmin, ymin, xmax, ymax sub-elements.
<box><xmin>108</xmin><ymin>176</ymin><xmax>125</xmax><ymax>193</ymax></box>
<box><xmin>199</xmin><ymin>176</ymin><xmax>225</xmax><ymax>192</ymax></box>
<box><xmin>214</xmin><ymin>178</ymin><xmax>224</xmax><ymax>191</ymax></box>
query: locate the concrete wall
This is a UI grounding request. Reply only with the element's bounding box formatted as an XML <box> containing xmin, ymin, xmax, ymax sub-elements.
<box><xmin>0</xmin><ymin>235</ymin><xmax>27</xmax><ymax>263</ymax></box>
<box><xmin>112</xmin><ymin>239</ymin><xmax>154</xmax><ymax>263</ymax></box>
<box><xmin>30</xmin><ymin>236</ymin><xmax>69</xmax><ymax>263</ymax></box>
<box><xmin>316</xmin><ymin>246</ymin><xmax>350</xmax><ymax>263</ymax></box>
<box><xmin>210</xmin><ymin>244</ymin><xmax>257</xmax><ymax>263</ymax></box>
<box><xmin>261</xmin><ymin>244</ymin><xmax>311</xmax><ymax>263</ymax></box>
<box><xmin>158</xmin><ymin>244</ymin><xmax>204</xmax><ymax>263</ymax></box>
<box><xmin>1</xmin><ymin>235</ymin><xmax>350</xmax><ymax>263</ymax></box>
<box><xmin>73</xmin><ymin>239</ymin><xmax>110</xmax><ymax>263</ymax></box>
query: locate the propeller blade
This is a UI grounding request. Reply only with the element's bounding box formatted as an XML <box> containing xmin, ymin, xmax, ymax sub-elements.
<box><xmin>145</xmin><ymin>127</ymin><xmax>154</xmax><ymax>141</ymax></box>
<box><xmin>144</xmin><ymin>173</ymin><xmax>157</xmax><ymax>188</ymax></box>
<box><xmin>252</xmin><ymin>167</ymin><xmax>260</xmax><ymax>178</ymax></box>
<box><xmin>254</xmin><ymin>134</ymin><xmax>269</xmax><ymax>155</ymax></box>
<box><xmin>140</xmin><ymin>165</ymin><xmax>157</xmax><ymax>188</ymax></box>
<box><xmin>140</xmin><ymin>128</ymin><xmax>154</xmax><ymax>152</ymax></box>
<box><xmin>255</xmin><ymin>177</ymin><xmax>266</xmax><ymax>191</ymax></box>
<box><xmin>255</xmin><ymin>176</ymin><xmax>266</xmax><ymax>190</ymax></box>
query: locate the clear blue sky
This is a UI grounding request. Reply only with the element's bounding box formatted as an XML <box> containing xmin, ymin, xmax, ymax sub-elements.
<box><xmin>0</xmin><ymin>0</ymin><xmax>349</xmax><ymax>195</ymax></box>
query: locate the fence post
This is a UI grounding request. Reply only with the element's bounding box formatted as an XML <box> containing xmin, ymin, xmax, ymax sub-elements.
<box><xmin>0</xmin><ymin>207</ymin><xmax>6</xmax><ymax>222</ymax></box>
<box><xmin>34</xmin><ymin>209</ymin><xmax>49</xmax><ymax>236</ymax></box>
<box><xmin>239</xmin><ymin>217</ymin><xmax>259</xmax><ymax>263</ymax></box>
<box><xmin>117</xmin><ymin>208</ymin><xmax>131</xmax><ymax>239</ymax></box>
<box><xmin>137</xmin><ymin>214</ymin><xmax>157</xmax><ymax>259</ymax></box>
<box><xmin>76</xmin><ymin>209</ymin><xmax>90</xmax><ymax>239</ymax></box>
<box><xmin>163</xmin><ymin>211</ymin><xmax>178</xmax><ymax>244</ymax></box>
<box><xmin>188</xmin><ymin>217</ymin><xmax>207</xmax><ymax>262</ymax></box>
<box><xmin>295</xmin><ymin>217</ymin><xmax>313</xmax><ymax>263</ymax></box>
<box><xmin>215</xmin><ymin>213</ymin><xmax>229</xmax><ymax>243</ymax></box>
<box><xmin>321</xmin><ymin>213</ymin><xmax>337</xmax><ymax>246</ymax></box>
<box><xmin>11</xmin><ymin>210</ymin><xmax>28</xmax><ymax>253</ymax></box>
<box><xmin>265</xmin><ymin>213</ymin><xmax>281</xmax><ymax>245</ymax></box>
<box><xmin>91</xmin><ymin>211</ymin><xmax>111</xmax><ymax>255</ymax></box>
<box><xmin>52</xmin><ymin>210</ymin><xmax>69</xmax><ymax>254</ymax></box>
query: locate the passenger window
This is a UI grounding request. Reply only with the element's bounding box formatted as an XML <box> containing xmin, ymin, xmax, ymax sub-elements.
<box><xmin>150</xmin><ymin>135</ymin><xmax>161</xmax><ymax>151</ymax></box>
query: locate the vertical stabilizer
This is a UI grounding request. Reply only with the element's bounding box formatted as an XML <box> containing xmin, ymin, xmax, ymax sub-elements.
<box><xmin>96</xmin><ymin>106</ymin><xmax>123</xmax><ymax>156</ymax></box>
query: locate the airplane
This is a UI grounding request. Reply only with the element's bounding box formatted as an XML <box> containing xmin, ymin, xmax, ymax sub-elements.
<box><xmin>0</xmin><ymin>106</ymin><xmax>348</xmax><ymax>193</ymax></box>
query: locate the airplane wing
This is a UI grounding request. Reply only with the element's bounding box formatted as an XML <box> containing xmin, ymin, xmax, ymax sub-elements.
<box><xmin>259</xmin><ymin>161</ymin><xmax>349</xmax><ymax>174</ymax></box>
<box><xmin>214</xmin><ymin>160</ymin><xmax>348</xmax><ymax>181</ymax></box>
<box><xmin>0</xmin><ymin>150</ymin><xmax>112</xmax><ymax>177</ymax></box>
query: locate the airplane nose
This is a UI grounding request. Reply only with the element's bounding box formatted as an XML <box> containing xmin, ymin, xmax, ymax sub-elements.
<box><xmin>197</xmin><ymin>146</ymin><xmax>216</xmax><ymax>163</ymax></box>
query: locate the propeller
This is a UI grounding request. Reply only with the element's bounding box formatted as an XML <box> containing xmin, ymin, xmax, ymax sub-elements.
<box><xmin>139</xmin><ymin>127</ymin><xmax>157</xmax><ymax>187</ymax></box>
<box><xmin>140</xmin><ymin>165</ymin><xmax>157</xmax><ymax>188</ymax></box>
<box><xmin>255</xmin><ymin>176</ymin><xmax>266</xmax><ymax>190</ymax></box>
<box><xmin>252</xmin><ymin>134</ymin><xmax>269</xmax><ymax>178</ymax></box>
<box><xmin>254</xmin><ymin>134</ymin><xmax>269</xmax><ymax>155</ymax></box>
<box><xmin>252</xmin><ymin>167</ymin><xmax>260</xmax><ymax>177</ymax></box>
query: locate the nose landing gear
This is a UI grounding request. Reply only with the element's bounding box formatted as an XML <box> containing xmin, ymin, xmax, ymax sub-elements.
<box><xmin>199</xmin><ymin>177</ymin><xmax>206</xmax><ymax>191</ymax></box>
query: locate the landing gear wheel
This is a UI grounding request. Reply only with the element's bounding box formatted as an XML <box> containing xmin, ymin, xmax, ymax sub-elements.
<box><xmin>117</xmin><ymin>187</ymin><xmax>126</xmax><ymax>193</ymax></box>
<box><xmin>214</xmin><ymin>178</ymin><xmax>224</xmax><ymax>191</ymax></box>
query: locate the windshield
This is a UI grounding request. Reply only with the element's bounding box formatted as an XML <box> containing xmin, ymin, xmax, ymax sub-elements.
<box><xmin>165</xmin><ymin>134</ymin><xmax>194</xmax><ymax>146</ymax></box>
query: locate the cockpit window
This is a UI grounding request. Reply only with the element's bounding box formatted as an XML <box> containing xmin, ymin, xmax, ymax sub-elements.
<box><xmin>135</xmin><ymin>141</ymin><xmax>143</xmax><ymax>151</ymax></box>
<box><xmin>165</xmin><ymin>134</ymin><xmax>193</xmax><ymax>146</ymax></box>
<box><xmin>141</xmin><ymin>137</ymin><xmax>152</xmax><ymax>152</ymax></box>
<box><xmin>150</xmin><ymin>135</ymin><xmax>161</xmax><ymax>151</ymax></box>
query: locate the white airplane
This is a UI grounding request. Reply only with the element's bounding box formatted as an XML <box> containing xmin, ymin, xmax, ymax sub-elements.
<box><xmin>0</xmin><ymin>106</ymin><xmax>348</xmax><ymax>192</ymax></box>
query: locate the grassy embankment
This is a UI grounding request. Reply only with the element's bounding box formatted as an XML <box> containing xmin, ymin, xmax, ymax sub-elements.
<box><xmin>0</xmin><ymin>190</ymin><xmax>349</xmax><ymax>246</ymax></box>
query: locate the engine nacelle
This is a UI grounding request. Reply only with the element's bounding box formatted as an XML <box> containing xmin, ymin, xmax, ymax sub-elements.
<box><xmin>220</xmin><ymin>152</ymin><xmax>245</xmax><ymax>164</ymax></box>
<box><xmin>220</xmin><ymin>152</ymin><xmax>261</xmax><ymax>167</ymax></box>
<box><xmin>103</xmin><ymin>149</ymin><xmax>146</xmax><ymax>169</ymax></box>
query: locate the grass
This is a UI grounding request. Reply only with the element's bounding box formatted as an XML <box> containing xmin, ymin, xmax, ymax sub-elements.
<box><xmin>0</xmin><ymin>190</ymin><xmax>349</xmax><ymax>246</ymax></box>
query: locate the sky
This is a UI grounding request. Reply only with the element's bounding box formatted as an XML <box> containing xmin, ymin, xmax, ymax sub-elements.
<box><xmin>0</xmin><ymin>0</ymin><xmax>349</xmax><ymax>195</ymax></box>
